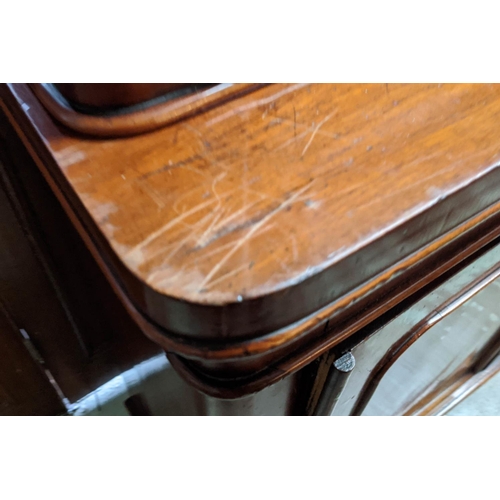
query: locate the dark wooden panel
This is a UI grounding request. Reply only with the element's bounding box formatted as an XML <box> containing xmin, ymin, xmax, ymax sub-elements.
<box><xmin>0</xmin><ymin>300</ymin><xmax>65</xmax><ymax>416</ymax></box>
<box><xmin>0</xmin><ymin>107</ymin><xmax>162</xmax><ymax>402</ymax></box>
<box><xmin>0</xmin><ymin>151</ymin><xmax>89</xmax><ymax>400</ymax></box>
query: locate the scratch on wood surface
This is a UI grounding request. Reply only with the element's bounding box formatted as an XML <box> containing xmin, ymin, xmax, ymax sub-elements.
<box><xmin>182</xmin><ymin>163</ymin><xmax>212</xmax><ymax>180</ymax></box>
<box><xmin>205</xmin><ymin>84</ymin><xmax>308</xmax><ymax>127</ymax></box>
<box><xmin>238</xmin><ymin>185</ymin><xmax>284</xmax><ymax>205</ymax></box>
<box><xmin>211</xmin><ymin>171</ymin><xmax>226</xmax><ymax>205</ymax></box>
<box><xmin>136</xmin><ymin>180</ymin><xmax>167</xmax><ymax>209</ymax></box>
<box><xmin>126</xmin><ymin>172</ymin><xmax>228</xmax><ymax>261</ymax></box>
<box><xmin>125</xmin><ymin>198</ymin><xmax>216</xmax><ymax>261</ymax></box>
<box><xmin>173</xmin><ymin>187</ymin><xmax>206</xmax><ymax>215</ymax></box>
<box><xmin>138</xmin><ymin>154</ymin><xmax>204</xmax><ymax>181</ymax></box>
<box><xmin>194</xmin><ymin>200</ymin><xmax>261</xmax><ymax>249</ymax></box>
<box><xmin>198</xmin><ymin>181</ymin><xmax>315</xmax><ymax>290</ymax></box>
<box><xmin>190</xmin><ymin>239</ymin><xmax>239</xmax><ymax>261</ymax></box>
<box><xmin>173</xmin><ymin>185</ymin><xmax>233</xmax><ymax>216</ymax></box>
<box><xmin>149</xmin><ymin>265</ymin><xmax>190</xmax><ymax>290</ymax></box>
<box><xmin>156</xmin><ymin>231</ymin><xmax>202</xmax><ymax>273</ymax></box>
<box><xmin>201</xmin><ymin>263</ymin><xmax>250</xmax><ymax>289</ymax></box>
<box><xmin>301</xmin><ymin>112</ymin><xmax>336</xmax><ymax>158</ymax></box>
<box><xmin>190</xmin><ymin>223</ymin><xmax>276</xmax><ymax>262</ymax></box>
<box><xmin>196</xmin><ymin>207</ymin><xmax>227</xmax><ymax>247</ymax></box>
<box><xmin>277</xmin><ymin>115</ymin><xmax>340</xmax><ymax>140</ymax></box>
<box><xmin>148</xmin><ymin>224</ymin><xmax>277</xmax><ymax>290</ymax></box>
<box><xmin>146</xmin><ymin>212</ymin><xmax>215</xmax><ymax>264</ymax></box>
<box><xmin>275</xmin><ymin>130</ymin><xmax>309</xmax><ymax>152</ymax></box>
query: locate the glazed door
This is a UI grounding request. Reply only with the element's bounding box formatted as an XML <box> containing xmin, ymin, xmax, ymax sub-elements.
<box><xmin>331</xmin><ymin>240</ymin><xmax>500</xmax><ymax>416</ymax></box>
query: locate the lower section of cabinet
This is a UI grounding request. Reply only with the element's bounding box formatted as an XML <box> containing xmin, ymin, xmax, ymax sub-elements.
<box><xmin>64</xmin><ymin>349</ymin><xmax>500</xmax><ymax>416</ymax></box>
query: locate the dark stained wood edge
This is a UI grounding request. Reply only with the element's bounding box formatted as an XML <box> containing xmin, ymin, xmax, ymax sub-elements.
<box><xmin>313</xmin><ymin>352</ymin><xmax>355</xmax><ymax>416</ymax></box>
<box><xmin>305</xmin><ymin>350</ymin><xmax>337</xmax><ymax>415</ymax></box>
<box><xmin>30</xmin><ymin>83</ymin><xmax>267</xmax><ymax>137</ymax></box>
<box><xmin>349</xmin><ymin>261</ymin><xmax>500</xmax><ymax>416</ymax></box>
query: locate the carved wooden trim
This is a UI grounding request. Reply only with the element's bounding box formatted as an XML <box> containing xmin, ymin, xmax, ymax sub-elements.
<box><xmin>30</xmin><ymin>83</ymin><xmax>267</xmax><ymax>137</ymax></box>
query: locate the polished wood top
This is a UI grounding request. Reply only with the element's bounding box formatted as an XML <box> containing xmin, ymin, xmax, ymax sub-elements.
<box><xmin>4</xmin><ymin>83</ymin><xmax>500</xmax><ymax>344</ymax></box>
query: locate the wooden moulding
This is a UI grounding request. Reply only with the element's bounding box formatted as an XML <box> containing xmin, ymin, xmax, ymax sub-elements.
<box><xmin>29</xmin><ymin>83</ymin><xmax>267</xmax><ymax>137</ymax></box>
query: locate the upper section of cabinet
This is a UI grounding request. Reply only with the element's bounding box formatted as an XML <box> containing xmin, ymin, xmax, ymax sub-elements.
<box><xmin>3</xmin><ymin>83</ymin><xmax>500</xmax><ymax>345</ymax></box>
